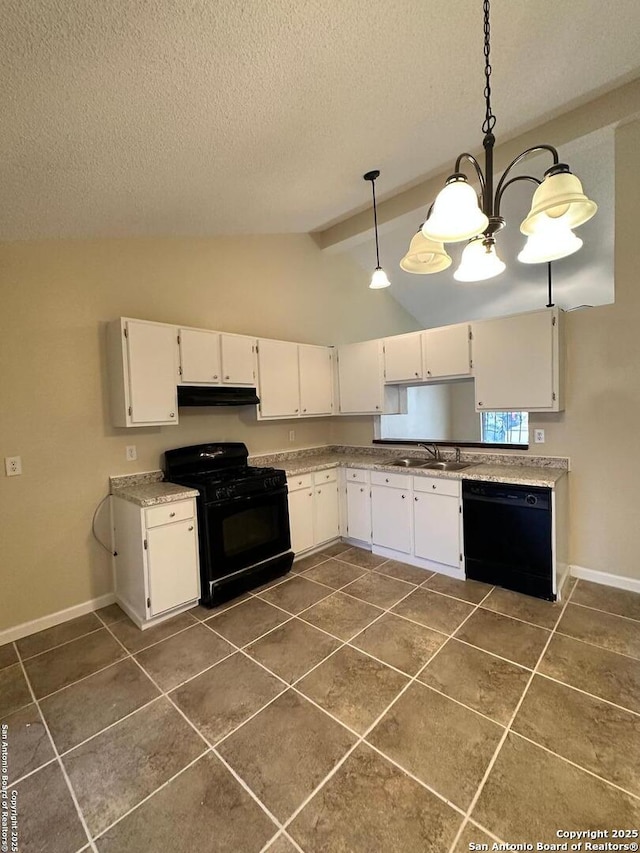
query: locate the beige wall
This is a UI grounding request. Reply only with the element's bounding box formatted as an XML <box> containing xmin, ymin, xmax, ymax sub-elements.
<box><xmin>332</xmin><ymin>119</ymin><xmax>640</xmax><ymax>583</ymax></box>
<box><xmin>0</xmin><ymin>234</ymin><xmax>418</xmax><ymax>631</ymax></box>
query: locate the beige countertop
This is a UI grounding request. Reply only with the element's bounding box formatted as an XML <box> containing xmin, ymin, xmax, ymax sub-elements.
<box><xmin>253</xmin><ymin>448</ymin><xmax>568</xmax><ymax>488</ymax></box>
<box><xmin>110</xmin><ymin>445</ymin><xmax>568</xmax><ymax>505</ymax></box>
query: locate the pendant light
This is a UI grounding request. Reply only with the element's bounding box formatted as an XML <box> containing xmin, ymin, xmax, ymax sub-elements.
<box><xmin>364</xmin><ymin>170</ymin><xmax>390</xmax><ymax>289</ymax></box>
<box><xmin>400</xmin><ymin>228</ymin><xmax>452</xmax><ymax>274</ymax></box>
<box><xmin>403</xmin><ymin>0</ymin><xmax>597</xmax><ymax>281</ymax></box>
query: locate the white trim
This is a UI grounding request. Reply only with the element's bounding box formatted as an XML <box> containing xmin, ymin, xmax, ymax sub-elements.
<box><xmin>0</xmin><ymin>592</ymin><xmax>116</xmax><ymax>645</ymax></box>
<box><xmin>570</xmin><ymin>564</ymin><xmax>640</xmax><ymax>594</ymax></box>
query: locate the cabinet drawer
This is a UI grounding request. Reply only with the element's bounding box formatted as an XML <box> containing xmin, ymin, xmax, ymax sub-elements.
<box><xmin>413</xmin><ymin>476</ymin><xmax>460</xmax><ymax>497</ymax></box>
<box><xmin>371</xmin><ymin>470</ymin><xmax>410</xmax><ymax>489</ymax></box>
<box><xmin>287</xmin><ymin>473</ymin><xmax>313</xmax><ymax>491</ymax></box>
<box><xmin>145</xmin><ymin>500</ymin><xmax>194</xmax><ymax>528</ymax></box>
<box><xmin>313</xmin><ymin>468</ymin><xmax>338</xmax><ymax>485</ymax></box>
<box><xmin>345</xmin><ymin>468</ymin><xmax>370</xmax><ymax>484</ymax></box>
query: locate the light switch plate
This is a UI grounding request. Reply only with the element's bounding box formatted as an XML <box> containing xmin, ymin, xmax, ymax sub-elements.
<box><xmin>534</xmin><ymin>429</ymin><xmax>545</xmax><ymax>444</ymax></box>
<box><xmin>126</xmin><ymin>445</ymin><xmax>138</xmax><ymax>461</ymax></box>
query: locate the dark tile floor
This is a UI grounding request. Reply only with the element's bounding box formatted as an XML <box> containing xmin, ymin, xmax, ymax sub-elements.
<box><xmin>2</xmin><ymin>548</ymin><xmax>640</xmax><ymax>852</ymax></box>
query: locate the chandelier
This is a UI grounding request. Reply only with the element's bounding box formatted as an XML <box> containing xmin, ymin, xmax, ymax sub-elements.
<box><xmin>400</xmin><ymin>0</ymin><xmax>597</xmax><ymax>282</ymax></box>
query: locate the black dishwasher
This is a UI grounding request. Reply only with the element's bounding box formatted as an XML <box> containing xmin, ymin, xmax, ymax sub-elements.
<box><xmin>462</xmin><ymin>481</ymin><xmax>554</xmax><ymax>600</ymax></box>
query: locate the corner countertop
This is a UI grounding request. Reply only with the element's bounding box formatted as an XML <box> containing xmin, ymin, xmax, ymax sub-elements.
<box><xmin>249</xmin><ymin>446</ymin><xmax>568</xmax><ymax>488</ymax></box>
<box><xmin>110</xmin><ymin>472</ymin><xmax>199</xmax><ymax>507</ymax></box>
<box><xmin>109</xmin><ymin>445</ymin><xmax>568</xmax><ymax>505</ymax></box>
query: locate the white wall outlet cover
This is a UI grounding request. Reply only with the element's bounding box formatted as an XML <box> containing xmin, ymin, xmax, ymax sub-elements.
<box><xmin>5</xmin><ymin>456</ymin><xmax>22</xmax><ymax>476</ymax></box>
<box><xmin>534</xmin><ymin>429</ymin><xmax>545</xmax><ymax>444</ymax></box>
<box><xmin>126</xmin><ymin>445</ymin><xmax>138</xmax><ymax>461</ymax></box>
<box><xmin>288</xmin><ymin>430</ymin><xmax>295</xmax><ymax>442</ymax></box>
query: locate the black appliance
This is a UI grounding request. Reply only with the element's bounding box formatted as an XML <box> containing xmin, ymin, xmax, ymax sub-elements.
<box><xmin>462</xmin><ymin>481</ymin><xmax>554</xmax><ymax>600</ymax></box>
<box><xmin>177</xmin><ymin>385</ymin><xmax>260</xmax><ymax>407</ymax></box>
<box><xmin>164</xmin><ymin>442</ymin><xmax>292</xmax><ymax>607</ymax></box>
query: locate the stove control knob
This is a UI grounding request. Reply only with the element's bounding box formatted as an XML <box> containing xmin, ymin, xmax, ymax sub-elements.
<box><xmin>526</xmin><ymin>494</ymin><xmax>537</xmax><ymax>506</ymax></box>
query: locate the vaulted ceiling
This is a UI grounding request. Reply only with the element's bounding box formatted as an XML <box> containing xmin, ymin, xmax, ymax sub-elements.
<box><xmin>1</xmin><ymin>0</ymin><xmax>639</xmax><ymax>240</ymax></box>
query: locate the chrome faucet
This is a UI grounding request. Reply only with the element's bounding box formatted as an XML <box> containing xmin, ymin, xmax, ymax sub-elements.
<box><xmin>455</xmin><ymin>446</ymin><xmax>461</xmax><ymax>463</ymax></box>
<box><xmin>417</xmin><ymin>442</ymin><xmax>441</xmax><ymax>461</ymax></box>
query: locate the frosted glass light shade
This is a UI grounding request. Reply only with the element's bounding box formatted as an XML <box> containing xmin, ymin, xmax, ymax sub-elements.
<box><xmin>422</xmin><ymin>177</ymin><xmax>489</xmax><ymax>243</ymax></box>
<box><xmin>454</xmin><ymin>237</ymin><xmax>506</xmax><ymax>282</ymax></box>
<box><xmin>518</xmin><ymin>219</ymin><xmax>583</xmax><ymax>264</ymax></box>
<box><xmin>520</xmin><ymin>170</ymin><xmax>597</xmax><ymax>235</ymax></box>
<box><xmin>400</xmin><ymin>231</ymin><xmax>452</xmax><ymax>274</ymax></box>
<box><xmin>369</xmin><ymin>266</ymin><xmax>391</xmax><ymax>289</ymax></box>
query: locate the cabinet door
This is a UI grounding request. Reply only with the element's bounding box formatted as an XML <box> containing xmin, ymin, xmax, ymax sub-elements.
<box><xmin>413</xmin><ymin>492</ymin><xmax>460</xmax><ymax>567</ymax></box>
<box><xmin>337</xmin><ymin>340</ymin><xmax>383</xmax><ymax>413</ymax></box>
<box><xmin>126</xmin><ymin>320</ymin><xmax>178</xmax><ymax>425</ymax></box>
<box><xmin>314</xmin><ymin>483</ymin><xmax>339</xmax><ymax>544</ymax></box>
<box><xmin>384</xmin><ymin>333</ymin><xmax>423</xmax><ymax>383</ymax></box>
<box><xmin>371</xmin><ymin>485</ymin><xmax>412</xmax><ymax>553</ymax></box>
<box><xmin>346</xmin><ymin>481</ymin><xmax>371</xmax><ymax>542</ymax></box>
<box><xmin>146</xmin><ymin>520</ymin><xmax>200</xmax><ymax>616</ymax></box>
<box><xmin>472</xmin><ymin>310</ymin><xmax>555</xmax><ymax>411</ymax></box>
<box><xmin>179</xmin><ymin>328</ymin><xmax>221</xmax><ymax>384</ymax></box>
<box><xmin>221</xmin><ymin>335</ymin><xmax>256</xmax><ymax>386</ymax></box>
<box><xmin>288</xmin><ymin>488</ymin><xmax>315</xmax><ymax>554</ymax></box>
<box><xmin>257</xmin><ymin>339</ymin><xmax>300</xmax><ymax>417</ymax></box>
<box><xmin>299</xmin><ymin>345</ymin><xmax>333</xmax><ymax>416</ymax></box>
<box><xmin>424</xmin><ymin>323</ymin><xmax>471</xmax><ymax>379</ymax></box>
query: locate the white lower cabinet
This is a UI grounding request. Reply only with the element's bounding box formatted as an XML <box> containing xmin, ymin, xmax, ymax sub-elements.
<box><xmin>413</xmin><ymin>478</ymin><xmax>461</xmax><ymax>569</ymax></box>
<box><xmin>287</xmin><ymin>469</ymin><xmax>339</xmax><ymax>555</ymax></box>
<box><xmin>371</xmin><ymin>472</ymin><xmax>412</xmax><ymax>554</ymax></box>
<box><xmin>344</xmin><ymin>469</ymin><xmax>372</xmax><ymax>543</ymax></box>
<box><xmin>112</xmin><ymin>496</ymin><xmax>201</xmax><ymax>627</ymax></box>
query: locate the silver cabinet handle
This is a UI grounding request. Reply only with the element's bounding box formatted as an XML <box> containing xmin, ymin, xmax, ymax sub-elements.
<box><xmin>401</xmin><ymin>494</ymin><xmax>406</xmax><ymax>499</ymax></box>
<box><xmin>169</xmin><ymin>412</ymin><xmax>175</xmax><ymax>418</ymax></box>
<box><xmin>432</xmin><ymin>484</ymin><xmax>437</xmax><ymax>490</ymax></box>
<box><xmin>188</xmin><ymin>525</ymin><xmax>194</xmax><ymax>531</ymax></box>
<box><xmin>213</xmin><ymin>375</ymin><xmax>218</xmax><ymax>379</ymax></box>
<box><xmin>360</xmin><ymin>487</ymin><xmax>364</xmax><ymax>492</ymax></box>
<box><xmin>225</xmin><ymin>375</ymin><xmax>230</xmax><ymax>380</ymax></box>
<box><xmin>169</xmin><ymin>511</ymin><xmax>176</xmax><ymax>517</ymax></box>
<box><xmin>375</xmin><ymin>405</ymin><xmax>380</xmax><ymax>410</ymax></box>
<box><xmin>478</xmin><ymin>401</ymin><xmax>483</xmax><ymax>407</ymax></box>
<box><xmin>298</xmin><ymin>480</ymin><xmax>303</xmax><ymax>485</ymax></box>
<box><xmin>303</xmin><ymin>408</ymin><xmax>307</xmax><ymax>412</ymax></box>
<box><xmin>308</xmin><ymin>492</ymin><xmax>313</xmax><ymax>497</ymax></box>
<box><xmin>415</xmin><ymin>371</ymin><xmax>419</xmax><ymax>377</ymax></box>
<box><xmin>427</xmin><ymin>370</ymin><xmax>432</xmax><ymax>376</ymax></box>
<box><xmin>295</xmin><ymin>408</ymin><xmax>299</xmax><ymax>413</ymax></box>
<box><xmin>325</xmin><ymin>474</ymin><xmax>330</xmax><ymax>479</ymax></box>
<box><xmin>414</xmin><ymin>496</ymin><xmax>419</xmax><ymax>501</ymax></box>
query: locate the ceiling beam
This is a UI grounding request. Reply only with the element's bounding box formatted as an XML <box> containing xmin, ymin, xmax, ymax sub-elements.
<box><xmin>314</xmin><ymin>76</ymin><xmax>640</xmax><ymax>251</ymax></box>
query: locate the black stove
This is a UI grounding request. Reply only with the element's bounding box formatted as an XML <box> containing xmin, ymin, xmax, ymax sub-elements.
<box><xmin>164</xmin><ymin>443</ymin><xmax>293</xmax><ymax>607</ymax></box>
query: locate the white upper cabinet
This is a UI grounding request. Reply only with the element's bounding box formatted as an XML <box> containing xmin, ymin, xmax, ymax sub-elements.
<box><xmin>338</xmin><ymin>340</ymin><xmax>402</xmax><ymax>414</ymax></box>
<box><xmin>179</xmin><ymin>328</ymin><xmax>221</xmax><ymax>384</ymax></box>
<box><xmin>257</xmin><ymin>339</ymin><xmax>300</xmax><ymax>418</ymax></box>
<box><xmin>220</xmin><ymin>334</ymin><xmax>256</xmax><ymax>386</ymax></box>
<box><xmin>107</xmin><ymin>318</ymin><xmax>178</xmax><ymax>427</ymax></box>
<box><xmin>299</xmin><ymin>344</ymin><xmax>333</xmax><ymax>416</ymax></box>
<box><xmin>423</xmin><ymin>323</ymin><xmax>471</xmax><ymax>379</ymax></box>
<box><xmin>472</xmin><ymin>308</ymin><xmax>563</xmax><ymax>412</ymax></box>
<box><xmin>383</xmin><ymin>332</ymin><xmax>423</xmax><ymax>383</ymax></box>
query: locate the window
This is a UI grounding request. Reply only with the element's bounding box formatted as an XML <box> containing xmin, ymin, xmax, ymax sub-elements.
<box><xmin>480</xmin><ymin>411</ymin><xmax>529</xmax><ymax>444</ymax></box>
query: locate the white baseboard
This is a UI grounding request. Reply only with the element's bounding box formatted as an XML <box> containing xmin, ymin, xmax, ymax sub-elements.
<box><xmin>0</xmin><ymin>592</ymin><xmax>116</xmax><ymax>646</ymax></box>
<box><xmin>570</xmin><ymin>565</ymin><xmax>640</xmax><ymax>594</ymax></box>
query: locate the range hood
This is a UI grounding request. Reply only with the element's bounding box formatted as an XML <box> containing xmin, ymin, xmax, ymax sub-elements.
<box><xmin>177</xmin><ymin>385</ymin><xmax>260</xmax><ymax>407</ymax></box>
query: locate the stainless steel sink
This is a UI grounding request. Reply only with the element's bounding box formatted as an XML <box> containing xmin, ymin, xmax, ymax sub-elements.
<box><xmin>419</xmin><ymin>461</ymin><xmax>473</xmax><ymax>471</ymax></box>
<box><xmin>389</xmin><ymin>457</ymin><xmax>431</xmax><ymax>467</ymax></box>
<box><xmin>388</xmin><ymin>457</ymin><xmax>473</xmax><ymax>472</ymax></box>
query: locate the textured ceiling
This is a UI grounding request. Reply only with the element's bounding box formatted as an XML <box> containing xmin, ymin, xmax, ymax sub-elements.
<box><xmin>1</xmin><ymin>0</ymin><xmax>639</xmax><ymax>240</ymax></box>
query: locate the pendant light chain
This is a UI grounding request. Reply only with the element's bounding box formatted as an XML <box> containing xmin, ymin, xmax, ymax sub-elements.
<box><xmin>371</xmin><ymin>177</ymin><xmax>381</xmax><ymax>268</ymax></box>
<box><xmin>482</xmin><ymin>0</ymin><xmax>496</xmax><ymax>135</ymax></box>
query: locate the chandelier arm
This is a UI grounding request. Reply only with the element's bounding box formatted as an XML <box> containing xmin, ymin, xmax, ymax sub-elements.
<box><xmin>494</xmin><ymin>145</ymin><xmax>560</xmax><ymax>203</ymax></box>
<box><xmin>494</xmin><ymin>174</ymin><xmax>541</xmax><ymax>217</ymax></box>
<box><xmin>453</xmin><ymin>153</ymin><xmax>486</xmax><ymax>196</ymax></box>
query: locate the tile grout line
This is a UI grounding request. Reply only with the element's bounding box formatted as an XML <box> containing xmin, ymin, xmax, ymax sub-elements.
<box><xmin>510</xmin><ymin>730</ymin><xmax>640</xmax><ymax>803</ymax></box>
<box><xmin>444</xmin><ymin>572</ymin><xmax>579</xmax><ymax>853</ymax></box>
<box><xmin>273</xmin><ymin>583</ymin><xmax>500</xmax><ymax>840</ymax></box>
<box><xmin>564</xmin><ymin>598</ymin><xmax>640</xmax><ymax>625</ymax></box>
<box><xmin>535</xmin><ymin>670</ymin><xmax>640</xmax><ymax>719</ymax></box>
<box><xmin>12</xmin><ymin>642</ymin><xmax>100</xmax><ymax>853</ymax></box>
<box><xmin>91</xmin><ymin>618</ymin><xmax>285</xmax><ymax>844</ymax></box>
<box><xmin>16</xmin><ymin>624</ymin><xmax>106</xmax><ymax>662</ymax></box>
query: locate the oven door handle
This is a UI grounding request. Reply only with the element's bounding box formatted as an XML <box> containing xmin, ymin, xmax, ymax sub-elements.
<box><xmin>211</xmin><ymin>486</ymin><xmax>288</xmax><ymax>507</ymax></box>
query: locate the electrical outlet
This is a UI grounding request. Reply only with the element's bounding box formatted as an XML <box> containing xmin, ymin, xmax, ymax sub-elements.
<box><xmin>125</xmin><ymin>445</ymin><xmax>138</xmax><ymax>461</ymax></box>
<box><xmin>5</xmin><ymin>456</ymin><xmax>22</xmax><ymax>476</ymax></box>
<box><xmin>534</xmin><ymin>429</ymin><xmax>545</xmax><ymax>444</ymax></box>
<box><xmin>288</xmin><ymin>430</ymin><xmax>295</xmax><ymax>443</ymax></box>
